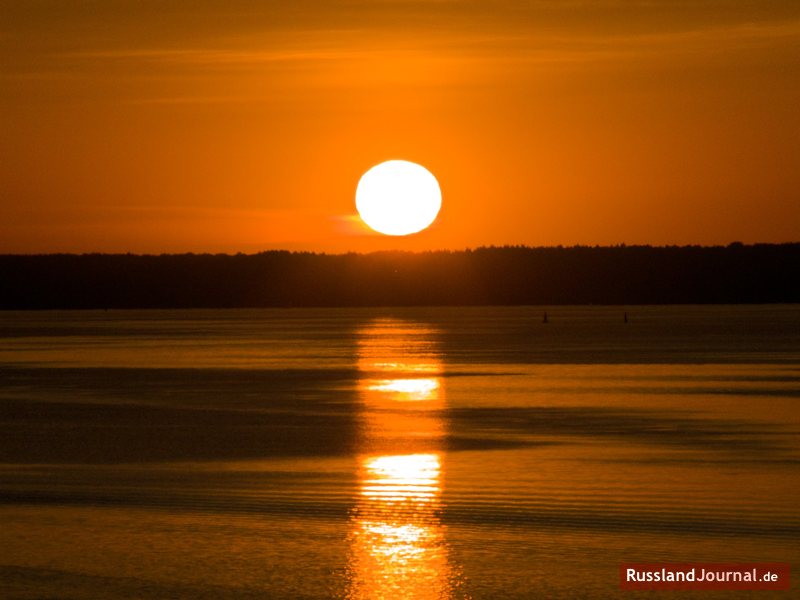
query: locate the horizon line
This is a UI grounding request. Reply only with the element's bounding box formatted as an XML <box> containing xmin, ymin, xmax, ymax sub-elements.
<box><xmin>2</xmin><ymin>241</ymin><xmax>799</xmax><ymax>258</ymax></box>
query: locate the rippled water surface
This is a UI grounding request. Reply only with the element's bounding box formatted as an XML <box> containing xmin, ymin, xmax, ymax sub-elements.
<box><xmin>1</xmin><ymin>306</ymin><xmax>799</xmax><ymax>598</ymax></box>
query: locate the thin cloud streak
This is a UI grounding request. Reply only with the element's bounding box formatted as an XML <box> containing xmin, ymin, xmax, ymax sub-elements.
<box><xmin>57</xmin><ymin>18</ymin><xmax>800</xmax><ymax>67</ymax></box>
<box><xmin>12</xmin><ymin>16</ymin><xmax>794</xmax><ymax>104</ymax></box>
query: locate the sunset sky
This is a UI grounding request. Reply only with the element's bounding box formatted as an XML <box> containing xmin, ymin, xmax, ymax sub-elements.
<box><xmin>2</xmin><ymin>1</ymin><xmax>799</xmax><ymax>253</ymax></box>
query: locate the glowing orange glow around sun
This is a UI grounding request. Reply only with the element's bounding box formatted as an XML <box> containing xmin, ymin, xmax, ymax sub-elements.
<box><xmin>356</xmin><ymin>160</ymin><xmax>442</xmax><ymax>236</ymax></box>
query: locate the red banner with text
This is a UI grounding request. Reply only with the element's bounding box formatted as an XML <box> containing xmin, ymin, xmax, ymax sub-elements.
<box><xmin>620</xmin><ymin>563</ymin><xmax>791</xmax><ymax>591</ymax></box>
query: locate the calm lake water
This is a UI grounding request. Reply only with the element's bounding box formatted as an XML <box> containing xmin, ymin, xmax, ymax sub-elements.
<box><xmin>1</xmin><ymin>306</ymin><xmax>798</xmax><ymax>598</ymax></box>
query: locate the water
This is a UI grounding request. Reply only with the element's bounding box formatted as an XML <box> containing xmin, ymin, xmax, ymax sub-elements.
<box><xmin>1</xmin><ymin>306</ymin><xmax>798</xmax><ymax>598</ymax></box>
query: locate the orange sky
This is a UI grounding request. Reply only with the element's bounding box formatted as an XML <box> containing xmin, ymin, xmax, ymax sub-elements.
<box><xmin>2</xmin><ymin>1</ymin><xmax>799</xmax><ymax>253</ymax></box>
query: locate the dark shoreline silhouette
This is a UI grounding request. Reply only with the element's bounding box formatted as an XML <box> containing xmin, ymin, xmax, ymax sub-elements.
<box><xmin>1</xmin><ymin>243</ymin><xmax>798</xmax><ymax>309</ymax></box>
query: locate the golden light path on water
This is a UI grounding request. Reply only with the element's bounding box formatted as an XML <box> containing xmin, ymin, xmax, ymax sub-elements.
<box><xmin>345</xmin><ymin>320</ymin><xmax>464</xmax><ymax>600</ymax></box>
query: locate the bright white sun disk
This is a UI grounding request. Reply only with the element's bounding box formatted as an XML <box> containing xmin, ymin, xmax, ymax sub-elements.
<box><xmin>356</xmin><ymin>160</ymin><xmax>441</xmax><ymax>236</ymax></box>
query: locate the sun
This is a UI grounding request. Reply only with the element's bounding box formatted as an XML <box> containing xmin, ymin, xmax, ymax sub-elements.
<box><xmin>356</xmin><ymin>160</ymin><xmax>442</xmax><ymax>236</ymax></box>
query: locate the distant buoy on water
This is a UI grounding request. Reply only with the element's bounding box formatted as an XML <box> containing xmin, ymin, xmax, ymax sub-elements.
<box><xmin>543</xmin><ymin>311</ymin><xmax>549</xmax><ymax>324</ymax></box>
<box><xmin>623</xmin><ymin>312</ymin><xmax>628</xmax><ymax>324</ymax></box>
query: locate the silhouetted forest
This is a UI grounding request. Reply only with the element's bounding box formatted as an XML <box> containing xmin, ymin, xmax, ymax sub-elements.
<box><xmin>1</xmin><ymin>244</ymin><xmax>798</xmax><ymax>309</ymax></box>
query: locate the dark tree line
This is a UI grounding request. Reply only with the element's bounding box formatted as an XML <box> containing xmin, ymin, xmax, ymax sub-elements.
<box><xmin>0</xmin><ymin>243</ymin><xmax>798</xmax><ymax>309</ymax></box>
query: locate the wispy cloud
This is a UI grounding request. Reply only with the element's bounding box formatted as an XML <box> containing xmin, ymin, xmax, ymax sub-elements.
<box><xmin>58</xmin><ymin>17</ymin><xmax>800</xmax><ymax>69</ymax></box>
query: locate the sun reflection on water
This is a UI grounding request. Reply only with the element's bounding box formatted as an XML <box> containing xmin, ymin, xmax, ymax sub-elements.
<box><xmin>367</xmin><ymin>378</ymin><xmax>440</xmax><ymax>399</ymax></box>
<box><xmin>345</xmin><ymin>319</ymin><xmax>465</xmax><ymax>600</ymax></box>
<box><xmin>361</xmin><ymin>453</ymin><xmax>440</xmax><ymax>503</ymax></box>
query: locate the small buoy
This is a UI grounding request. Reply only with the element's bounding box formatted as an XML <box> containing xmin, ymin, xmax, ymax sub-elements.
<box><xmin>623</xmin><ymin>312</ymin><xmax>628</xmax><ymax>324</ymax></box>
<box><xmin>543</xmin><ymin>311</ymin><xmax>549</xmax><ymax>324</ymax></box>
